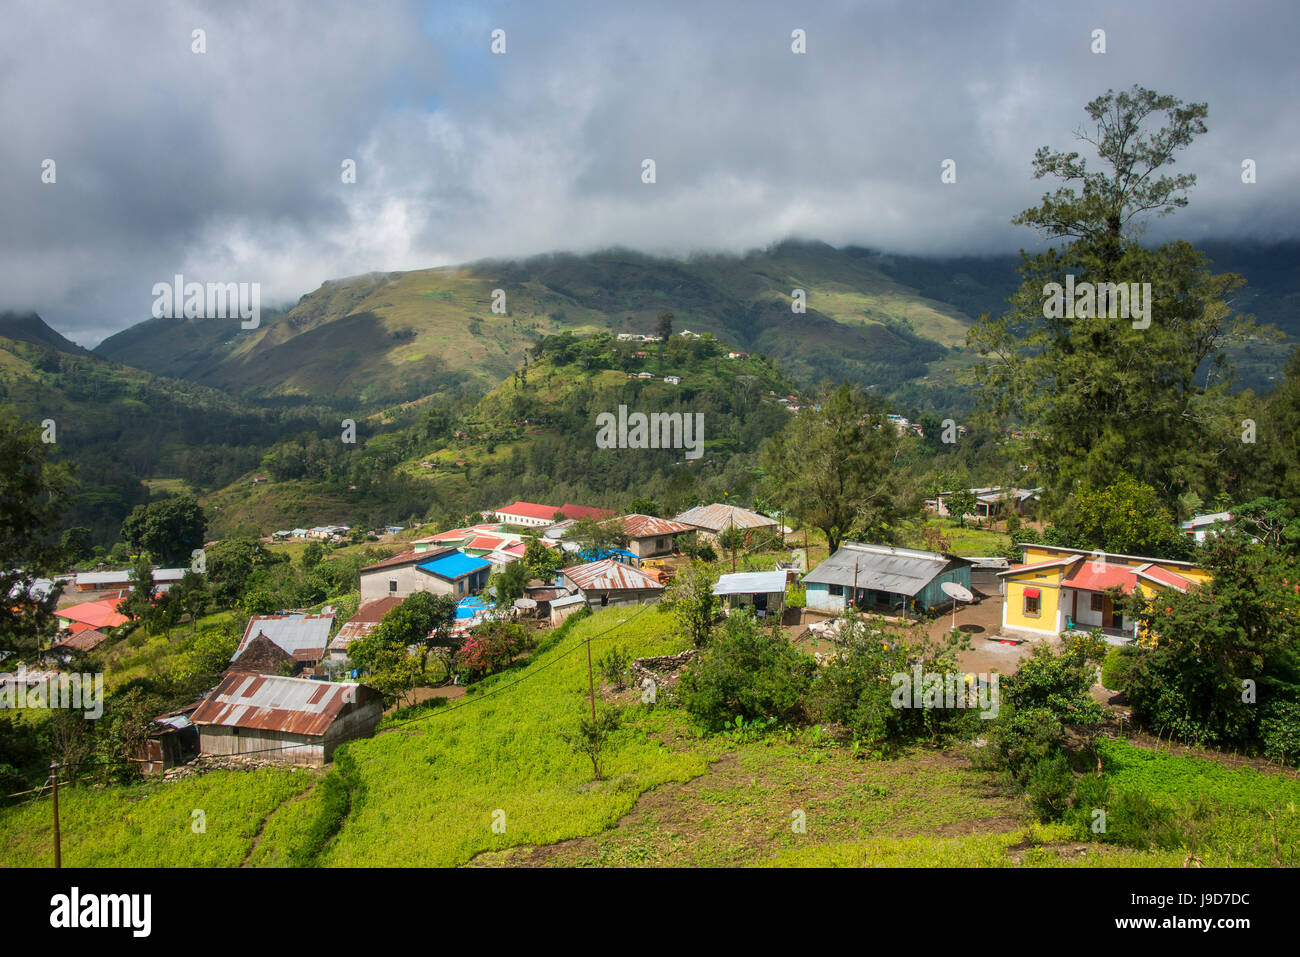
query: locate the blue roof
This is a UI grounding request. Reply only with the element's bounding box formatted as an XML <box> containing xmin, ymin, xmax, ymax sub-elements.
<box><xmin>418</xmin><ymin>550</ymin><xmax>492</xmax><ymax>580</ymax></box>
<box><xmin>577</xmin><ymin>547</ymin><xmax>639</xmax><ymax>564</ymax></box>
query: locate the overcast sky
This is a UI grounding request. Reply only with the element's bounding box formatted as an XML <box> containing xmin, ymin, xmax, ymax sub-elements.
<box><xmin>3</xmin><ymin>0</ymin><xmax>1296</xmax><ymax>346</ymax></box>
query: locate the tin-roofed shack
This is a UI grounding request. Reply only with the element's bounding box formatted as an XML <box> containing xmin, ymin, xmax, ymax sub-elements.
<box><xmin>192</xmin><ymin>673</ymin><xmax>383</xmax><ymax>764</ymax></box>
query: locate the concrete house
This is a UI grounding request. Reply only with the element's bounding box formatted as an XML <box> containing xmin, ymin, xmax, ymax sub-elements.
<box><xmin>359</xmin><ymin>548</ymin><xmax>492</xmax><ymax>603</ymax></box>
<box><xmin>192</xmin><ymin>673</ymin><xmax>383</xmax><ymax>764</ymax></box>
<box><xmin>802</xmin><ymin>543</ymin><xmax>972</xmax><ymax>616</ymax></box>
<box><xmin>999</xmin><ymin>544</ymin><xmax>1211</xmax><ymax>640</ymax></box>
<box><xmin>612</xmin><ymin>514</ymin><xmax>697</xmax><ymax>558</ymax></box>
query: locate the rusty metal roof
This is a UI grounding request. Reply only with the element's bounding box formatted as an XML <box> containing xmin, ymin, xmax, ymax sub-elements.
<box><xmin>615</xmin><ymin>514</ymin><xmax>696</xmax><ymax>539</ymax></box>
<box><xmin>232</xmin><ymin>613</ymin><xmax>334</xmax><ymax>661</ymax></box>
<box><xmin>674</xmin><ymin>504</ymin><xmax>778</xmax><ymax>533</ymax></box>
<box><xmin>562</xmin><ymin>558</ymin><xmax>665</xmax><ymax>593</ymax></box>
<box><xmin>191</xmin><ymin>673</ymin><xmax>370</xmax><ymax>737</ymax></box>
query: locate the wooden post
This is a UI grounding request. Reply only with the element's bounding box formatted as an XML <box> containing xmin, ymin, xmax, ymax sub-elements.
<box><xmin>50</xmin><ymin>762</ymin><xmax>61</xmax><ymax>869</ymax></box>
<box><xmin>585</xmin><ymin>637</ymin><xmax>600</xmax><ymax>780</ymax></box>
<box><xmin>853</xmin><ymin>560</ymin><xmax>859</xmax><ymax>612</ymax></box>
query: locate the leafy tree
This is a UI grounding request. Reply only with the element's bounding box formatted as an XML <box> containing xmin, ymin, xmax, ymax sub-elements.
<box><xmin>1233</xmin><ymin>497</ymin><xmax>1300</xmax><ymax>555</ymax></box>
<box><xmin>570</xmin><ymin>517</ymin><xmax>628</xmax><ymax>557</ymax></box>
<box><xmin>204</xmin><ymin>538</ymin><xmax>286</xmax><ymax>608</ymax></box>
<box><xmin>0</xmin><ymin>409</ymin><xmax>71</xmax><ymax>658</ymax></box>
<box><xmin>490</xmin><ymin>560</ymin><xmax>527</xmax><ymax>609</ymax></box>
<box><xmin>967</xmin><ymin>86</ymin><xmax>1252</xmax><ymax>514</ymax></box>
<box><xmin>120</xmin><ymin>495</ymin><xmax>207</xmax><ymax>565</ymax></box>
<box><xmin>170</xmin><ymin>570</ymin><xmax>208</xmax><ymax>630</ymax></box>
<box><xmin>60</xmin><ymin>526</ymin><xmax>94</xmax><ymax>565</ymax></box>
<box><xmin>455</xmin><ymin>620</ymin><xmax>527</xmax><ymax>680</ymax></box>
<box><xmin>120</xmin><ymin>552</ymin><xmax>155</xmax><ymax>624</ymax></box>
<box><xmin>1123</xmin><ymin>536</ymin><xmax>1300</xmax><ymax>747</ymax></box>
<box><xmin>354</xmin><ymin>590</ymin><xmax>458</xmax><ymax>679</ymax></box>
<box><xmin>1055</xmin><ymin>473</ymin><xmax>1190</xmax><ymax>558</ymax></box>
<box><xmin>663</xmin><ymin>560</ymin><xmax>719</xmax><ymax>648</ymax></box>
<box><xmin>761</xmin><ymin>383</ymin><xmax>903</xmax><ymax>553</ymax></box>
<box><xmin>943</xmin><ymin>489</ymin><xmax>978</xmax><ymax>528</ymax></box>
<box><xmin>300</xmin><ymin>540</ymin><xmax>326</xmax><ymax>571</ymax></box>
<box><xmin>522</xmin><ymin>537</ymin><xmax>563</xmax><ymax>581</ymax></box>
<box><xmin>629</xmin><ymin>497</ymin><xmax>664</xmax><ymax>517</ymax></box>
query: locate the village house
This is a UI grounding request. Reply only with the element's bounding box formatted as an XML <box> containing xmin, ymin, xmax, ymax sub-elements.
<box><xmin>998</xmin><ymin>544</ymin><xmax>1211</xmax><ymax>641</ymax></box>
<box><xmin>329</xmin><ymin>596</ymin><xmax>403</xmax><ymax>664</ymax></box>
<box><xmin>802</xmin><ymin>542</ymin><xmax>973</xmax><ymax>616</ymax></box>
<box><xmin>1180</xmin><ymin>511</ymin><xmax>1234</xmax><ymax>543</ymax></box>
<box><xmin>492</xmin><ymin>501</ymin><xmax>616</xmax><ymax>528</ymax></box>
<box><xmin>926</xmin><ymin>487</ymin><xmax>1041</xmax><ymax>522</ymax></box>
<box><xmin>674</xmin><ymin>503</ymin><xmax>780</xmax><ymax>543</ymax></box>
<box><xmin>191</xmin><ymin>673</ymin><xmax>384</xmax><ymax>765</ymax></box>
<box><xmin>134</xmin><ymin>710</ymin><xmax>201</xmax><ymax>775</ymax></box>
<box><xmin>712</xmin><ymin>570</ymin><xmax>788</xmax><ymax>618</ymax></box>
<box><xmin>612</xmin><ymin>513</ymin><xmax>697</xmax><ymax>558</ymax></box>
<box><xmin>558</xmin><ymin>558</ymin><xmax>666</xmax><ymax>609</ymax></box>
<box><xmin>56</xmin><ymin>594</ymin><xmax>129</xmax><ymax>634</ymax></box>
<box><xmin>230</xmin><ymin>612</ymin><xmax>336</xmax><ymax>671</ymax></box>
<box><xmin>358</xmin><ymin>547</ymin><xmax>492</xmax><ymax>603</ymax></box>
<box><xmin>73</xmin><ymin>567</ymin><xmax>185</xmax><ymax>593</ymax></box>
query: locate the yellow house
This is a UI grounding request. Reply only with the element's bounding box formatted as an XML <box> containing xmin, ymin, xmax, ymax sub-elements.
<box><xmin>999</xmin><ymin>544</ymin><xmax>1211</xmax><ymax>639</ymax></box>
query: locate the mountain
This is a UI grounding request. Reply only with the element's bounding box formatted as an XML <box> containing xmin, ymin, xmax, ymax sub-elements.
<box><xmin>92</xmin><ymin>242</ymin><xmax>975</xmax><ymax>411</ymax></box>
<box><xmin>93</xmin><ymin>240</ymin><xmax>1300</xmax><ymax>413</ymax></box>
<box><xmin>0</xmin><ymin>311</ymin><xmax>92</xmax><ymax>356</ymax></box>
<box><xmin>0</xmin><ymin>326</ymin><xmax>331</xmax><ymax>543</ymax></box>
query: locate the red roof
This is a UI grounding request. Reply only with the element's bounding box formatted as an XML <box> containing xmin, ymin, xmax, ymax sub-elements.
<box><xmin>496</xmin><ymin>501</ymin><xmax>564</xmax><ymax>521</ymax></box>
<box><xmin>467</xmin><ymin>535</ymin><xmax>505</xmax><ymax>551</ymax></box>
<box><xmin>558</xmin><ymin>504</ymin><xmax>616</xmax><ymax>521</ymax></box>
<box><xmin>1134</xmin><ymin>564</ymin><xmax>1195</xmax><ymax>592</ymax></box>
<box><xmin>1062</xmin><ymin>562</ymin><xmax>1140</xmax><ymax>595</ymax></box>
<box><xmin>351</xmin><ymin>597</ymin><xmax>403</xmax><ymax>623</ymax></box>
<box><xmin>57</xmin><ymin>598</ymin><xmax>128</xmax><ymax>630</ymax></box>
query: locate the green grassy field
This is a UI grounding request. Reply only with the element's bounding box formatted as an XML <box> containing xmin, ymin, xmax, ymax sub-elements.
<box><xmin>4</xmin><ymin>605</ymin><xmax>1297</xmax><ymax>868</ymax></box>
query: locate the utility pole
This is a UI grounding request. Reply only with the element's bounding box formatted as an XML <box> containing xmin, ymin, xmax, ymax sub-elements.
<box><xmin>50</xmin><ymin>762</ymin><xmax>61</xmax><ymax>869</ymax></box>
<box><xmin>853</xmin><ymin>560</ymin><xmax>859</xmax><ymax>612</ymax></box>
<box><xmin>585</xmin><ymin>636</ymin><xmax>600</xmax><ymax>780</ymax></box>
<box><xmin>730</xmin><ymin>512</ymin><xmax>736</xmax><ymax>573</ymax></box>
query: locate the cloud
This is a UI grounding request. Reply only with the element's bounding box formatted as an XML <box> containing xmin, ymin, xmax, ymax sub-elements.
<box><xmin>2</xmin><ymin>0</ymin><xmax>1296</xmax><ymax>345</ymax></box>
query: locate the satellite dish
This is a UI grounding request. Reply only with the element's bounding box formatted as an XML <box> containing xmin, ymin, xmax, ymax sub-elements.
<box><xmin>942</xmin><ymin>581</ymin><xmax>974</xmax><ymax>603</ymax></box>
<box><xmin>513</xmin><ymin>597</ymin><xmax>537</xmax><ymax>610</ymax></box>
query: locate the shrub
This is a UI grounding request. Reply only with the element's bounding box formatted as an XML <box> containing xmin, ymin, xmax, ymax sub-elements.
<box><xmin>1100</xmin><ymin>645</ymin><xmax>1140</xmax><ymax>691</ymax></box>
<box><xmin>597</xmin><ymin>645</ymin><xmax>631</xmax><ymax>690</ymax></box>
<box><xmin>678</xmin><ymin>610</ymin><xmax>815</xmax><ymax>731</ymax></box>
<box><xmin>1260</xmin><ymin>701</ymin><xmax>1300</xmax><ymax>765</ymax></box>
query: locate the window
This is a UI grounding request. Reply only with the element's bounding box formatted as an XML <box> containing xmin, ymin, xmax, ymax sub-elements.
<box><xmin>389</xmin><ymin>580</ymin><xmax>397</xmax><ymax>593</ymax></box>
<box><xmin>828</xmin><ymin>584</ymin><xmax>844</xmax><ymax>597</ymax></box>
<box><xmin>1090</xmin><ymin>593</ymin><xmax>1104</xmax><ymax>612</ymax></box>
<box><xmin>1023</xmin><ymin>589</ymin><xmax>1041</xmax><ymax>617</ymax></box>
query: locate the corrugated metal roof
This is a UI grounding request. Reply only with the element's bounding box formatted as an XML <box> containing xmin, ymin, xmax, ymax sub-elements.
<box><xmin>191</xmin><ymin>673</ymin><xmax>368</xmax><ymax>736</ymax></box>
<box><xmin>232</xmin><ymin>613</ymin><xmax>334</xmax><ymax>661</ymax></box>
<box><xmin>713</xmin><ymin>571</ymin><xmax>788</xmax><ymax>595</ymax></box>
<box><xmin>563</xmin><ymin>558</ymin><xmax>665</xmax><ymax>593</ymax></box>
<box><xmin>74</xmin><ymin>568</ymin><xmax>184</xmax><ymax>586</ymax></box>
<box><xmin>802</xmin><ymin>542</ymin><xmax>966</xmax><ymax>596</ymax></box>
<box><xmin>616</xmin><ymin>514</ymin><xmax>696</xmax><ymax>538</ymax></box>
<box><xmin>674</xmin><ymin>504</ymin><xmax>777</xmax><ymax>532</ymax></box>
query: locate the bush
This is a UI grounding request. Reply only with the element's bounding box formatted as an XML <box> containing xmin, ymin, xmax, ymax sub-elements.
<box><xmin>1260</xmin><ymin>701</ymin><xmax>1300</xmax><ymax>765</ymax></box>
<box><xmin>597</xmin><ymin>645</ymin><xmax>631</xmax><ymax>690</ymax></box>
<box><xmin>678</xmin><ymin>610</ymin><xmax>814</xmax><ymax>731</ymax></box>
<box><xmin>1100</xmin><ymin>645</ymin><xmax>1140</xmax><ymax>691</ymax></box>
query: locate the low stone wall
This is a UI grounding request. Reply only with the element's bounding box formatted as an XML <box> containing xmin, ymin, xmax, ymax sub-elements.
<box><xmin>628</xmin><ymin>649</ymin><xmax>697</xmax><ymax>687</ymax></box>
<box><xmin>162</xmin><ymin>754</ymin><xmax>316</xmax><ymax>780</ymax></box>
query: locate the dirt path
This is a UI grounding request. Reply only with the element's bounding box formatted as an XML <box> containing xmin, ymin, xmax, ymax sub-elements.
<box><xmin>241</xmin><ymin>783</ymin><xmax>318</xmax><ymax>868</ymax></box>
